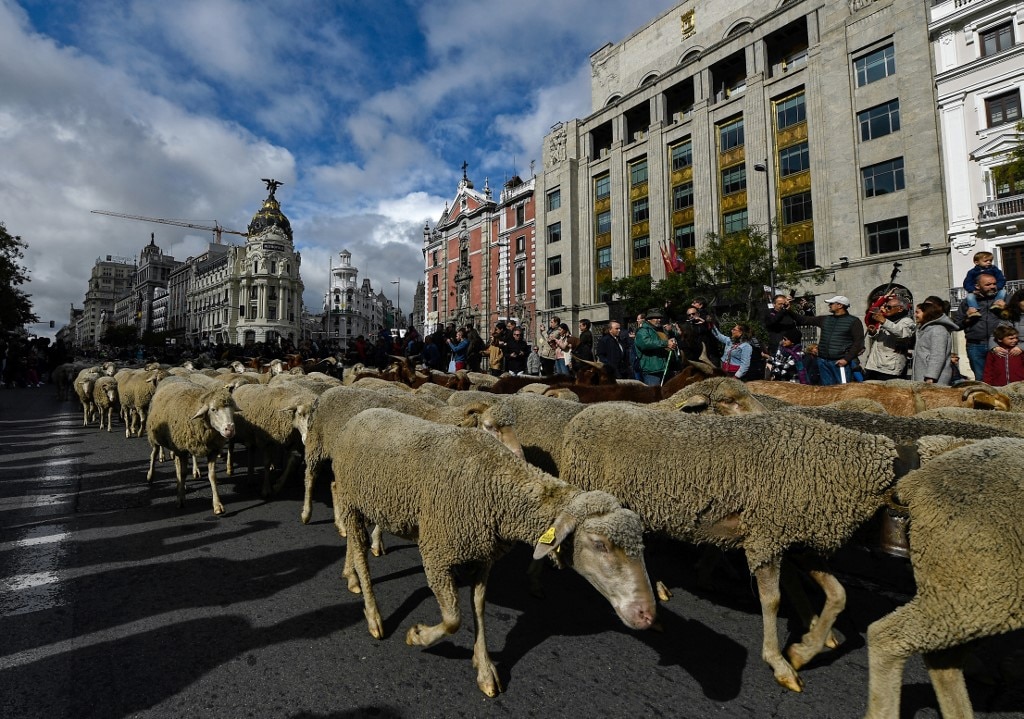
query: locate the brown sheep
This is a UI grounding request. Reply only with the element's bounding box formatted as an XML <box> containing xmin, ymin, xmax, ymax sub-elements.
<box><xmin>745</xmin><ymin>380</ymin><xmax>1010</xmax><ymax>415</ymax></box>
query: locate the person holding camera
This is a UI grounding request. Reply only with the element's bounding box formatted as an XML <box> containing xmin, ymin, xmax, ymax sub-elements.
<box><xmin>762</xmin><ymin>294</ymin><xmax>801</xmax><ymax>349</ymax></box>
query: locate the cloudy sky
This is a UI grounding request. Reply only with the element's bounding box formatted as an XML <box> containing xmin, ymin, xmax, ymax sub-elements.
<box><xmin>0</xmin><ymin>0</ymin><xmax>675</xmax><ymax>337</ymax></box>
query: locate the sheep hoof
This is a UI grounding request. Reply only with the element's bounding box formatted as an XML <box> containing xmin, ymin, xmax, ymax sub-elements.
<box><xmin>824</xmin><ymin>631</ymin><xmax>841</xmax><ymax>650</ymax></box>
<box><xmin>300</xmin><ymin>510</ymin><xmax>312</xmax><ymax>525</ymax></box>
<box><xmin>475</xmin><ymin>663</ymin><xmax>502</xmax><ymax>697</ymax></box>
<box><xmin>774</xmin><ymin>670</ymin><xmax>804</xmax><ymax>693</ymax></box>
<box><xmin>213</xmin><ymin>504</ymin><xmax>225</xmax><ymax>516</ymax></box>
<box><xmin>345</xmin><ymin>574</ymin><xmax>361</xmax><ymax>594</ymax></box>
<box><xmin>370</xmin><ymin>544</ymin><xmax>385</xmax><ymax>557</ymax></box>
<box><xmin>655</xmin><ymin>580</ymin><xmax>673</xmax><ymax>602</ymax></box>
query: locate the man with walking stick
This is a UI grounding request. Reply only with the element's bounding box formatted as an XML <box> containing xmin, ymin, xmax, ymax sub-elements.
<box><xmin>634</xmin><ymin>308</ymin><xmax>678</xmax><ymax>386</ymax></box>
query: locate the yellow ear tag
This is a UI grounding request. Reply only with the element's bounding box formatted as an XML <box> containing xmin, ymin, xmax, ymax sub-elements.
<box><xmin>538</xmin><ymin>526</ymin><xmax>557</xmax><ymax>545</ymax></box>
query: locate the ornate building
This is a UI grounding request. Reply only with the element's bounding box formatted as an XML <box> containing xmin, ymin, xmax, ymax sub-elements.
<box><xmin>81</xmin><ymin>254</ymin><xmax>134</xmax><ymax>346</ymax></box>
<box><xmin>535</xmin><ymin>0</ymin><xmax>950</xmax><ymax>328</ymax></box>
<box><xmin>321</xmin><ymin>249</ymin><xmax>397</xmax><ymax>348</ymax></box>
<box><xmin>423</xmin><ymin>165</ymin><xmax>538</xmax><ymax>340</ymax></box>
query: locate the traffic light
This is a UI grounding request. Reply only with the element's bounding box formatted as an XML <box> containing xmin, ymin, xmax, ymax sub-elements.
<box><xmin>49</xmin><ymin>320</ymin><xmax>55</xmax><ymax>328</ymax></box>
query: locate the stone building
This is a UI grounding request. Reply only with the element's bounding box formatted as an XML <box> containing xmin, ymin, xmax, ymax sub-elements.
<box><xmin>81</xmin><ymin>255</ymin><xmax>135</xmax><ymax>346</ymax></box>
<box><xmin>322</xmin><ymin>249</ymin><xmax>397</xmax><ymax>348</ymax></box>
<box><xmin>423</xmin><ymin>166</ymin><xmax>538</xmax><ymax>340</ymax></box>
<box><xmin>930</xmin><ymin>0</ymin><xmax>1024</xmax><ymax>302</ymax></box>
<box><xmin>536</xmin><ymin>0</ymin><xmax>950</xmax><ymax>326</ymax></box>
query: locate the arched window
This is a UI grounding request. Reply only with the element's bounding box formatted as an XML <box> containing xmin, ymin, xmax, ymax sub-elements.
<box><xmin>605</xmin><ymin>94</ymin><xmax>622</xmax><ymax>107</ymax></box>
<box><xmin>639</xmin><ymin>73</ymin><xmax>659</xmax><ymax>87</ymax></box>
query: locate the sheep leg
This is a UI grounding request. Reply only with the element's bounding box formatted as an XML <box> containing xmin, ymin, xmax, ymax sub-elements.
<box><xmin>191</xmin><ymin>455</ymin><xmax>201</xmax><ymax>480</ymax></box>
<box><xmin>923</xmin><ymin>646</ymin><xmax>972</xmax><ymax>719</ymax></box>
<box><xmin>301</xmin><ymin>461</ymin><xmax>317</xmax><ymax>524</ymax></box>
<box><xmin>206</xmin><ymin>457</ymin><xmax>224</xmax><ymax>515</ymax></box>
<box><xmin>752</xmin><ymin>559</ymin><xmax>803</xmax><ymax>692</ymax></box>
<box><xmin>173</xmin><ymin>455</ymin><xmax>187</xmax><ymax>508</ymax></box>
<box><xmin>370</xmin><ymin>524</ymin><xmax>386</xmax><ymax>556</ymax></box>
<box><xmin>785</xmin><ymin>557</ymin><xmax>846</xmax><ymax>669</ymax></box>
<box><xmin>469</xmin><ymin>564</ymin><xmax>502</xmax><ymax>697</ymax></box>
<box><xmin>146</xmin><ymin>443</ymin><xmax>158</xmax><ymax>482</ymax></box>
<box><xmin>343</xmin><ymin>509</ymin><xmax>383</xmax><ymax>638</ymax></box>
<box><xmin>406</xmin><ymin>559</ymin><xmax>462</xmax><ymax>650</ymax></box>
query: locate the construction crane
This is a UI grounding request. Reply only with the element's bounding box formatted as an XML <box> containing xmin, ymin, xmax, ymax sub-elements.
<box><xmin>90</xmin><ymin>210</ymin><xmax>248</xmax><ymax>244</ymax></box>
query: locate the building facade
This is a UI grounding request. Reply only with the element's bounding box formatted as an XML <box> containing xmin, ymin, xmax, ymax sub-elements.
<box><xmin>321</xmin><ymin>249</ymin><xmax>398</xmax><ymax>348</ymax></box>
<box><xmin>81</xmin><ymin>255</ymin><xmax>135</xmax><ymax>346</ymax></box>
<box><xmin>930</xmin><ymin>0</ymin><xmax>1024</xmax><ymax>302</ymax></box>
<box><xmin>423</xmin><ymin>167</ymin><xmax>538</xmax><ymax>341</ymax></box>
<box><xmin>536</xmin><ymin>0</ymin><xmax>951</xmax><ymax>327</ymax></box>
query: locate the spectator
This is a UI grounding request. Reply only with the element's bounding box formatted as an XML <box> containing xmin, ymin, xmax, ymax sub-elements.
<box><xmin>421</xmin><ymin>336</ymin><xmax>443</xmax><ymax>371</ymax></box>
<box><xmin>795</xmin><ymin>295</ymin><xmax>865</xmax><ymax>385</ymax></box>
<box><xmin>711</xmin><ymin>322</ymin><xmax>753</xmax><ymax>380</ymax></box>
<box><xmin>535</xmin><ymin>316</ymin><xmax>560</xmax><ymax>376</ymax></box>
<box><xmin>803</xmin><ymin>343</ymin><xmax>822</xmax><ymax>385</ymax></box>
<box><xmin>862</xmin><ymin>292</ymin><xmax>915</xmax><ymax>381</ymax></box>
<box><xmin>553</xmin><ymin>323</ymin><xmax>576</xmax><ymax>376</ymax></box>
<box><xmin>766</xmin><ymin>328</ymin><xmax>807</xmax><ymax>383</ymax></box>
<box><xmin>464</xmin><ymin>320</ymin><xmax>484</xmax><ymax>372</ymax></box>
<box><xmin>483</xmin><ymin>322</ymin><xmax>506</xmax><ymax>376</ymax></box>
<box><xmin>912</xmin><ymin>300</ymin><xmax>958</xmax><ymax>385</ymax></box>
<box><xmin>963</xmin><ymin>251</ymin><xmax>1007</xmax><ymax>317</ymax></box>
<box><xmin>955</xmin><ymin>272</ymin><xmax>1006</xmax><ymax>380</ymax></box>
<box><xmin>633</xmin><ymin>308</ymin><xmax>678</xmax><ymax>386</ymax></box>
<box><xmin>761</xmin><ymin>294</ymin><xmax>801</xmax><ymax>349</ymax></box>
<box><xmin>689</xmin><ymin>296</ymin><xmax>721</xmax><ymax>365</ymax></box>
<box><xmin>574</xmin><ymin>319</ymin><xmax>595</xmax><ymax>371</ymax></box>
<box><xmin>983</xmin><ymin>325</ymin><xmax>1024</xmax><ymax>387</ymax></box>
<box><xmin>1002</xmin><ymin>288</ymin><xmax>1024</xmax><ymax>338</ymax></box>
<box><xmin>596</xmin><ymin>320</ymin><xmax>628</xmax><ymax>378</ymax></box>
<box><xmin>526</xmin><ymin>344</ymin><xmax>543</xmax><ymax>376</ymax></box>
<box><xmin>446</xmin><ymin>329</ymin><xmax>469</xmax><ymax>372</ymax></box>
<box><xmin>503</xmin><ymin>327</ymin><xmax>530</xmax><ymax>375</ymax></box>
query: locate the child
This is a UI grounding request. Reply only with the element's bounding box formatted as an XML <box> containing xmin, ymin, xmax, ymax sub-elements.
<box><xmin>803</xmin><ymin>343</ymin><xmax>822</xmax><ymax>385</ymax></box>
<box><xmin>982</xmin><ymin>325</ymin><xmax>1024</xmax><ymax>386</ymax></box>
<box><xmin>964</xmin><ymin>251</ymin><xmax>1006</xmax><ymax>316</ymax></box>
<box><xmin>766</xmin><ymin>329</ymin><xmax>807</xmax><ymax>383</ymax></box>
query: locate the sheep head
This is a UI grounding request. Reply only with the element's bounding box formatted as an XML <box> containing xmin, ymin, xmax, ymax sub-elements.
<box><xmin>673</xmin><ymin>377</ymin><xmax>768</xmax><ymax>415</ymax></box>
<box><xmin>458</xmin><ymin>403</ymin><xmax>525</xmax><ymax>459</ymax></box>
<box><xmin>962</xmin><ymin>385</ymin><xmax>1012</xmax><ymax>411</ymax></box>
<box><xmin>191</xmin><ymin>389</ymin><xmax>238</xmax><ymax>440</ymax></box>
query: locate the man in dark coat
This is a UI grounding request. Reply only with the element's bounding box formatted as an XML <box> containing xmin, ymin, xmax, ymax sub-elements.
<box><xmin>596</xmin><ymin>320</ymin><xmax>628</xmax><ymax>378</ymax></box>
<box><xmin>574</xmin><ymin>318</ymin><xmax>595</xmax><ymax>370</ymax></box>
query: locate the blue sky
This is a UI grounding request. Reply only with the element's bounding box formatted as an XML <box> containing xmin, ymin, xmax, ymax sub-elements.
<box><xmin>0</xmin><ymin>0</ymin><xmax>674</xmax><ymax>336</ymax></box>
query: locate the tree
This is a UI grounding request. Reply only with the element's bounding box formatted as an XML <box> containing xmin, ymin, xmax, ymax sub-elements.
<box><xmin>992</xmin><ymin>120</ymin><xmax>1024</xmax><ymax>195</ymax></box>
<box><xmin>0</xmin><ymin>223</ymin><xmax>38</xmax><ymax>333</ymax></box>
<box><xmin>602</xmin><ymin>224</ymin><xmax>827</xmax><ymax>322</ymax></box>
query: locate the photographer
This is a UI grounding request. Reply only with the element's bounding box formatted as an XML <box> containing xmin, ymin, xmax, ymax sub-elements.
<box><xmin>761</xmin><ymin>294</ymin><xmax>801</xmax><ymax>349</ymax></box>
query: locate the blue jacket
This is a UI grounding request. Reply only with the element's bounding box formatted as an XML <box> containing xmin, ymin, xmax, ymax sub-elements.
<box><xmin>711</xmin><ymin>326</ymin><xmax>752</xmax><ymax>378</ymax></box>
<box><xmin>964</xmin><ymin>264</ymin><xmax>1006</xmax><ymax>292</ymax></box>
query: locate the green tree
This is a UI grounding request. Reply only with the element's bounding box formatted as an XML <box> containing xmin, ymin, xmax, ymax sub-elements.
<box><xmin>602</xmin><ymin>224</ymin><xmax>827</xmax><ymax>322</ymax></box>
<box><xmin>0</xmin><ymin>223</ymin><xmax>38</xmax><ymax>332</ymax></box>
<box><xmin>992</xmin><ymin>120</ymin><xmax>1024</xmax><ymax>194</ymax></box>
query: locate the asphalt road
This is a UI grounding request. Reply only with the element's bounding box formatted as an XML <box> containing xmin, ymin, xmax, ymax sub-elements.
<box><xmin>0</xmin><ymin>384</ymin><xmax>1021</xmax><ymax>718</ymax></box>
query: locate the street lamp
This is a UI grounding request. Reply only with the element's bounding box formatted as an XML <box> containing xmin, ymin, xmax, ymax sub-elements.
<box><xmin>390</xmin><ymin>279</ymin><xmax>400</xmax><ymax>329</ymax></box>
<box><xmin>753</xmin><ymin>160</ymin><xmax>776</xmax><ymax>296</ymax></box>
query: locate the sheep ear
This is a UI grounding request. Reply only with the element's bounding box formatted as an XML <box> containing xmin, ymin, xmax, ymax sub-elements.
<box><xmin>191</xmin><ymin>405</ymin><xmax>209</xmax><ymax>420</ymax></box>
<box><xmin>676</xmin><ymin>395</ymin><xmax>710</xmax><ymax>413</ymax></box>
<box><xmin>532</xmin><ymin>513</ymin><xmax>577</xmax><ymax>560</ymax></box>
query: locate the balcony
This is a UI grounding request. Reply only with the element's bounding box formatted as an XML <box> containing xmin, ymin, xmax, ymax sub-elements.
<box><xmin>948</xmin><ymin>277</ymin><xmax>1024</xmax><ymax>307</ymax></box>
<box><xmin>978</xmin><ymin>193</ymin><xmax>1024</xmax><ymax>223</ymax></box>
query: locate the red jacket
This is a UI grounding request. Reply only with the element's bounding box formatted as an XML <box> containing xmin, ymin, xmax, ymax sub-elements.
<box><xmin>982</xmin><ymin>349</ymin><xmax>1024</xmax><ymax>386</ymax></box>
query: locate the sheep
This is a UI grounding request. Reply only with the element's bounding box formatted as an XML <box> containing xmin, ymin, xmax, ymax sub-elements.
<box><xmin>231</xmin><ymin>383</ymin><xmax>317</xmax><ymax>497</ymax></box>
<box><xmin>413</xmin><ymin>382</ymin><xmax>455</xmax><ymax>403</ymax></box>
<box><xmin>745</xmin><ymin>380</ymin><xmax>1011</xmax><ymax>415</ymax></box>
<box><xmin>73</xmin><ymin>368</ymin><xmax>102</xmax><ymax>426</ymax></box>
<box><xmin>145</xmin><ymin>381</ymin><xmax>239</xmax><ymax>515</ymax></box>
<box><xmin>301</xmin><ymin>386</ymin><xmax>523</xmax><ymax>525</ymax></box>
<box><xmin>657</xmin><ymin>376</ymin><xmax>770</xmax><ymax>415</ymax></box>
<box><xmin>559</xmin><ymin>403</ymin><xmax>899</xmax><ymax>692</ymax></box>
<box><xmin>91</xmin><ymin>376</ymin><xmax>120</xmax><ymax>432</ymax></box>
<box><xmin>781</xmin><ymin>406</ymin><xmax>1024</xmax><ymax>445</ymax></box>
<box><xmin>864</xmin><ymin>438</ymin><xmax>1024</xmax><ymax>719</ymax></box>
<box><xmin>52</xmin><ymin>362</ymin><xmax>78</xmax><ymax>401</ymax></box>
<box><xmin>268</xmin><ymin>373</ymin><xmax>338</xmax><ymax>395</ymax></box>
<box><xmin>917</xmin><ymin>405</ymin><xmax>1024</xmax><ymax>437</ymax></box>
<box><xmin>329</xmin><ymin>407</ymin><xmax>657</xmax><ymax>697</ymax></box>
<box><xmin>120</xmin><ymin>369</ymin><xmax>170</xmax><ymax>437</ymax></box>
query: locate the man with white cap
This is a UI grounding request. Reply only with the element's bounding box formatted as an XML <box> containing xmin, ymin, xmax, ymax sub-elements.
<box><xmin>795</xmin><ymin>295</ymin><xmax>865</xmax><ymax>385</ymax></box>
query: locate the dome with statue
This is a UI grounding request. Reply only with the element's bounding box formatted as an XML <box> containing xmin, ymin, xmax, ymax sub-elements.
<box><xmin>247</xmin><ymin>178</ymin><xmax>293</xmax><ymax>242</ymax></box>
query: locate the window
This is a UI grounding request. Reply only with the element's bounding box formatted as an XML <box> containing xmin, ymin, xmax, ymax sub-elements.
<box><xmin>516</xmin><ymin>265</ymin><xmax>526</xmax><ymax>294</ymax></box>
<box><xmin>723</xmin><ymin>209</ymin><xmax>748</xmax><ymax>234</ymax></box>
<box><xmin>633</xmin><ymin>235</ymin><xmax>650</xmax><ymax>261</ymax></box>
<box><xmin>432</xmin><ymin>295</ymin><xmax>438</xmax><ymax>312</ymax></box>
<box><xmin>670</xmin><ymin>140</ymin><xmax>693</xmax><ymax>170</ymax></box>
<box><xmin>597</xmin><ymin>246</ymin><xmax>612</xmax><ymax>269</ymax></box>
<box><xmin>673</xmin><ymin>182</ymin><xmax>694</xmax><ymax>211</ymax></box>
<box><xmin>721</xmin><ymin>164</ymin><xmax>747</xmax><ymax>195</ymax></box>
<box><xmin>516</xmin><ymin>205</ymin><xmax>526</xmax><ymax>225</ymax></box>
<box><xmin>854</xmin><ymin>44</ymin><xmax>895</xmax><ymax>87</ymax></box>
<box><xmin>431</xmin><ymin>274</ymin><xmax>438</xmax><ymax>288</ymax></box>
<box><xmin>986</xmin><ymin>91</ymin><xmax>1021</xmax><ymax>128</ymax></box>
<box><xmin>867</xmin><ymin>217</ymin><xmax>910</xmax><ymax>254</ymax></box>
<box><xmin>270</xmin><ymin>261</ymin><xmax>277</xmax><ymax>274</ymax></box>
<box><xmin>630</xmin><ymin>158</ymin><xmax>649</xmax><ymax>186</ymax></box>
<box><xmin>862</xmin><ymin>158</ymin><xmax>905</xmax><ymax>197</ymax></box>
<box><xmin>776</xmin><ymin>93</ymin><xmax>806</xmax><ymax>130</ymax></box>
<box><xmin>779</xmin><ymin>142</ymin><xmax>810</xmax><ymax>176</ymax></box>
<box><xmin>596</xmin><ymin>210</ymin><xmax>611</xmax><ymax>235</ymax></box>
<box><xmin>432</xmin><ymin>250</ymin><xmax>438</xmax><ymax>267</ymax></box>
<box><xmin>547</xmin><ymin>189</ymin><xmax>561</xmax><ymax>211</ymax></box>
<box><xmin>547</xmin><ymin>222</ymin><xmax>561</xmax><ymax>243</ymax></box>
<box><xmin>632</xmin><ymin>197</ymin><xmax>650</xmax><ymax>223</ymax></box>
<box><xmin>515</xmin><ymin>235</ymin><xmax>525</xmax><ymax>253</ymax></box>
<box><xmin>981</xmin><ymin>22</ymin><xmax>1014</xmax><ymax>57</ymax></box>
<box><xmin>858</xmin><ymin>99</ymin><xmax>901</xmax><ymax>141</ymax></box>
<box><xmin>674</xmin><ymin>223</ymin><xmax>696</xmax><ymax>250</ymax></box>
<box><xmin>595</xmin><ymin>174</ymin><xmax>611</xmax><ymax>199</ymax></box>
<box><xmin>548</xmin><ymin>289</ymin><xmax>562</xmax><ymax>307</ymax></box>
<box><xmin>782</xmin><ymin>192</ymin><xmax>813</xmax><ymax>225</ymax></box>
<box><xmin>719</xmin><ymin>117</ymin><xmax>744</xmax><ymax>151</ymax></box>
<box><xmin>548</xmin><ymin>255</ymin><xmax>562</xmax><ymax>276</ymax></box>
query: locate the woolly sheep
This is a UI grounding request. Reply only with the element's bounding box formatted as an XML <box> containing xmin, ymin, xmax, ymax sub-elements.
<box><xmin>267</xmin><ymin>373</ymin><xmax>338</xmax><ymax>395</ymax></box>
<box><xmin>52</xmin><ymin>363</ymin><xmax>77</xmax><ymax>401</ymax></box>
<box><xmin>781</xmin><ymin>406</ymin><xmax>1024</xmax><ymax>445</ymax></box>
<box><xmin>231</xmin><ymin>383</ymin><xmax>317</xmax><ymax>497</ymax></box>
<box><xmin>917</xmin><ymin>405</ymin><xmax>1024</xmax><ymax>437</ymax></box>
<box><xmin>121</xmin><ymin>369</ymin><xmax>171</xmax><ymax>437</ymax></box>
<box><xmin>412</xmin><ymin>381</ymin><xmax>455</xmax><ymax>403</ymax></box>
<box><xmin>91</xmin><ymin>376</ymin><xmax>120</xmax><ymax>432</ymax></box>
<box><xmin>657</xmin><ymin>377</ymin><xmax>770</xmax><ymax>415</ymax></box>
<box><xmin>864</xmin><ymin>438</ymin><xmax>1024</xmax><ymax>718</ymax></box>
<box><xmin>745</xmin><ymin>380</ymin><xmax>1012</xmax><ymax>415</ymax></box>
<box><xmin>301</xmin><ymin>386</ymin><xmax>523</xmax><ymax>525</ymax></box>
<box><xmin>73</xmin><ymin>368</ymin><xmax>102</xmax><ymax>426</ymax></box>
<box><xmin>145</xmin><ymin>381</ymin><xmax>239</xmax><ymax>515</ymax></box>
<box><xmin>329</xmin><ymin>407</ymin><xmax>657</xmax><ymax>697</ymax></box>
<box><xmin>559</xmin><ymin>403</ymin><xmax>898</xmax><ymax>692</ymax></box>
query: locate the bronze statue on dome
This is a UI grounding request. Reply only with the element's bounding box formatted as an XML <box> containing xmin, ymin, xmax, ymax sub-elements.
<box><xmin>261</xmin><ymin>178</ymin><xmax>283</xmax><ymax>199</ymax></box>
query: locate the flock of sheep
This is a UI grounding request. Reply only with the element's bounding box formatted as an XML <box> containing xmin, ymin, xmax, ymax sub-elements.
<box><xmin>55</xmin><ymin>357</ymin><xmax>1024</xmax><ymax>717</ymax></box>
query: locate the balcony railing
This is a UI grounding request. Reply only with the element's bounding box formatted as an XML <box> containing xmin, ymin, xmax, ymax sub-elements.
<box><xmin>978</xmin><ymin>193</ymin><xmax>1024</xmax><ymax>223</ymax></box>
<box><xmin>948</xmin><ymin>278</ymin><xmax>1024</xmax><ymax>308</ymax></box>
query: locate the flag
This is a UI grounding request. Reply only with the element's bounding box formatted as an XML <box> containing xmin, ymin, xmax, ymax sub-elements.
<box><xmin>659</xmin><ymin>241</ymin><xmax>674</xmax><ymax>275</ymax></box>
<box><xmin>668</xmin><ymin>240</ymin><xmax>686</xmax><ymax>273</ymax></box>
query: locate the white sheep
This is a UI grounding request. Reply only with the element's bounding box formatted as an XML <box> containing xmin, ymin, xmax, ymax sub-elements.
<box><xmin>329</xmin><ymin>407</ymin><xmax>657</xmax><ymax>697</ymax></box>
<box><xmin>231</xmin><ymin>383</ymin><xmax>317</xmax><ymax>497</ymax></box>
<box><xmin>865</xmin><ymin>437</ymin><xmax>1024</xmax><ymax>718</ymax></box>
<box><xmin>120</xmin><ymin>369</ymin><xmax>170</xmax><ymax>437</ymax></box>
<box><xmin>301</xmin><ymin>386</ymin><xmax>522</xmax><ymax>525</ymax></box>
<box><xmin>91</xmin><ymin>376</ymin><xmax>120</xmax><ymax>432</ymax></box>
<box><xmin>145</xmin><ymin>381</ymin><xmax>239</xmax><ymax>515</ymax></box>
<box><xmin>559</xmin><ymin>402</ymin><xmax>898</xmax><ymax>693</ymax></box>
<box><xmin>73</xmin><ymin>368</ymin><xmax>102</xmax><ymax>425</ymax></box>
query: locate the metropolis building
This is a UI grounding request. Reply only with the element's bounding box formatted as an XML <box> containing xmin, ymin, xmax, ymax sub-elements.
<box><xmin>535</xmin><ymin>0</ymin><xmax>951</xmax><ymax>327</ymax></box>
